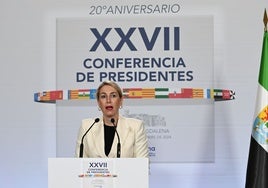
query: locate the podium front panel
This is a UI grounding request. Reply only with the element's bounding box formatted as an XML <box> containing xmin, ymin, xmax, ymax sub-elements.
<box><xmin>48</xmin><ymin>158</ymin><xmax>149</xmax><ymax>188</ymax></box>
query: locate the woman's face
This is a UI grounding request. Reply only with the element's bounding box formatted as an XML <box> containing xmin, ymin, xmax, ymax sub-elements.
<box><xmin>97</xmin><ymin>85</ymin><xmax>123</xmax><ymax>119</ymax></box>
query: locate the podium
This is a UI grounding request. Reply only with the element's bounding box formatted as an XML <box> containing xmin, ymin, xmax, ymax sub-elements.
<box><xmin>48</xmin><ymin>158</ymin><xmax>149</xmax><ymax>188</ymax></box>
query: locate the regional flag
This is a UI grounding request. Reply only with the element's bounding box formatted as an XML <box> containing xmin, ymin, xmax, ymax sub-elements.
<box><xmin>40</xmin><ymin>91</ymin><xmax>50</xmax><ymax>101</ymax></box>
<box><xmin>204</xmin><ymin>89</ymin><xmax>213</xmax><ymax>99</ymax></box>
<box><xmin>245</xmin><ymin>11</ymin><xmax>268</xmax><ymax>188</ymax></box>
<box><xmin>50</xmin><ymin>90</ymin><xmax>63</xmax><ymax>100</ymax></box>
<box><xmin>169</xmin><ymin>88</ymin><xmax>193</xmax><ymax>98</ymax></box>
<box><xmin>89</xmin><ymin>89</ymin><xmax>97</xmax><ymax>99</ymax></box>
<box><xmin>68</xmin><ymin>90</ymin><xmax>79</xmax><ymax>99</ymax></box>
<box><xmin>192</xmin><ymin>88</ymin><xmax>204</xmax><ymax>98</ymax></box>
<box><xmin>62</xmin><ymin>90</ymin><xmax>69</xmax><ymax>100</ymax></box>
<box><xmin>142</xmin><ymin>88</ymin><xmax>155</xmax><ymax>98</ymax></box>
<box><xmin>78</xmin><ymin>89</ymin><xmax>90</xmax><ymax>99</ymax></box>
<box><xmin>155</xmin><ymin>88</ymin><xmax>169</xmax><ymax>98</ymax></box>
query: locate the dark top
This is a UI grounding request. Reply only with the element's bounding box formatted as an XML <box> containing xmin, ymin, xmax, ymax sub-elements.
<box><xmin>104</xmin><ymin>124</ymin><xmax>115</xmax><ymax>156</ymax></box>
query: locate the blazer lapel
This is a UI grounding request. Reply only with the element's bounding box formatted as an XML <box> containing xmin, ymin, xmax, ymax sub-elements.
<box><xmin>92</xmin><ymin>116</ymin><xmax>131</xmax><ymax>158</ymax></box>
<box><xmin>115</xmin><ymin>117</ymin><xmax>131</xmax><ymax>155</ymax></box>
<box><xmin>92</xmin><ymin>121</ymin><xmax>106</xmax><ymax>157</ymax></box>
<box><xmin>108</xmin><ymin>119</ymin><xmax>121</xmax><ymax>158</ymax></box>
<box><xmin>108</xmin><ymin>116</ymin><xmax>130</xmax><ymax>158</ymax></box>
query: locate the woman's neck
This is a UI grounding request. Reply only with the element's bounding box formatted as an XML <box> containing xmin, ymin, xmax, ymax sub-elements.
<box><xmin>103</xmin><ymin>116</ymin><xmax>118</xmax><ymax>126</ymax></box>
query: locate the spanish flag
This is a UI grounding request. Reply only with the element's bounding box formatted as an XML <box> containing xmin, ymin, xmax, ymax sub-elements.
<box><xmin>123</xmin><ymin>88</ymin><xmax>142</xmax><ymax>98</ymax></box>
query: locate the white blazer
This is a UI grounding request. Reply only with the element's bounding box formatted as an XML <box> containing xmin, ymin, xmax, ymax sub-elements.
<box><xmin>75</xmin><ymin>116</ymin><xmax>149</xmax><ymax>158</ymax></box>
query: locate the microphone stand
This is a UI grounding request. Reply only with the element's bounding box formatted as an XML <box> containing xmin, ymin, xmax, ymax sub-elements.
<box><xmin>79</xmin><ymin>118</ymin><xmax>100</xmax><ymax>158</ymax></box>
<box><xmin>111</xmin><ymin>118</ymin><xmax>121</xmax><ymax>158</ymax></box>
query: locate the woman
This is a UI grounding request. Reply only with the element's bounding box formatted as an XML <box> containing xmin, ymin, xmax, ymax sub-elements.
<box><xmin>75</xmin><ymin>80</ymin><xmax>149</xmax><ymax>158</ymax></box>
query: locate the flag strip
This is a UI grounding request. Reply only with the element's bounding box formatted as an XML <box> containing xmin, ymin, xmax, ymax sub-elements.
<box><xmin>34</xmin><ymin>88</ymin><xmax>235</xmax><ymax>103</ymax></box>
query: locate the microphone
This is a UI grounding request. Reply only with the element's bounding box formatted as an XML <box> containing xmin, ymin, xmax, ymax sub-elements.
<box><xmin>79</xmin><ymin>118</ymin><xmax>100</xmax><ymax>158</ymax></box>
<box><xmin>111</xmin><ymin>118</ymin><xmax>121</xmax><ymax>158</ymax></box>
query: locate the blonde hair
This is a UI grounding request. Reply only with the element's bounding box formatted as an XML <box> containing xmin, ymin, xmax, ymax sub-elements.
<box><xmin>96</xmin><ymin>81</ymin><xmax>123</xmax><ymax>99</ymax></box>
